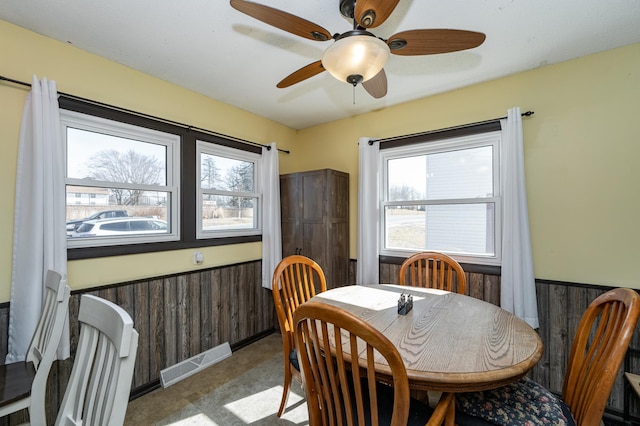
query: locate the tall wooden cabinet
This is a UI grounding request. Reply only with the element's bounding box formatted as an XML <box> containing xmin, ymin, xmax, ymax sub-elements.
<box><xmin>280</xmin><ymin>169</ymin><xmax>349</xmax><ymax>288</ymax></box>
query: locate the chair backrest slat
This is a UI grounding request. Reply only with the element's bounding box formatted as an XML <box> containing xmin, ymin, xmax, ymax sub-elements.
<box><xmin>272</xmin><ymin>255</ymin><xmax>327</xmax><ymax>346</ymax></box>
<box><xmin>56</xmin><ymin>294</ymin><xmax>139</xmax><ymax>426</ymax></box>
<box><xmin>399</xmin><ymin>251</ymin><xmax>466</xmax><ymax>294</ymax></box>
<box><xmin>561</xmin><ymin>288</ymin><xmax>640</xmax><ymax>425</ymax></box>
<box><xmin>18</xmin><ymin>270</ymin><xmax>71</xmax><ymax>425</ymax></box>
<box><xmin>26</xmin><ymin>270</ymin><xmax>70</xmax><ymax>369</ymax></box>
<box><xmin>294</xmin><ymin>301</ymin><xmax>411</xmax><ymax>426</ymax></box>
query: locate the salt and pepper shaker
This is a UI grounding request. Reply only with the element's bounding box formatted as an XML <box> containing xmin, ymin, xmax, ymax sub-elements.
<box><xmin>397</xmin><ymin>293</ymin><xmax>413</xmax><ymax>315</ymax></box>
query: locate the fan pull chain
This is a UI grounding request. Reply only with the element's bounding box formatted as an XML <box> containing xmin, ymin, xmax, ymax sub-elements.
<box><xmin>353</xmin><ymin>84</ymin><xmax>357</xmax><ymax>105</ymax></box>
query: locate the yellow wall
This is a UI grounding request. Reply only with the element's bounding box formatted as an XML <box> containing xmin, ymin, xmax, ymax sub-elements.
<box><xmin>2</xmin><ymin>18</ymin><xmax>639</xmax><ymax>301</ymax></box>
<box><xmin>0</xmin><ymin>20</ymin><xmax>297</xmax><ymax>300</ymax></box>
<box><xmin>292</xmin><ymin>43</ymin><xmax>640</xmax><ymax>288</ymax></box>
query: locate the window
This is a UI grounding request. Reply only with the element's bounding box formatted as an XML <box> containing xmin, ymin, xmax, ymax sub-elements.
<box><xmin>62</xmin><ymin>110</ymin><xmax>180</xmax><ymax>248</ymax></box>
<box><xmin>196</xmin><ymin>141</ymin><xmax>261</xmax><ymax>239</ymax></box>
<box><xmin>59</xmin><ymin>97</ymin><xmax>264</xmax><ymax>259</ymax></box>
<box><xmin>380</xmin><ymin>131</ymin><xmax>501</xmax><ymax>265</ymax></box>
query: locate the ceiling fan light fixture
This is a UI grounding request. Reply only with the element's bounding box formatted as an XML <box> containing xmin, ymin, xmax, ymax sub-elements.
<box><xmin>321</xmin><ymin>33</ymin><xmax>390</xmax><ymax>85</ymax></box>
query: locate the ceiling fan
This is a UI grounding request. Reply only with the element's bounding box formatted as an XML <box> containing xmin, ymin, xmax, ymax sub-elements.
<box><xmin>230</xmin><ymin>0</ymin><xmax>486</xmax><ymax>98</ymax></box>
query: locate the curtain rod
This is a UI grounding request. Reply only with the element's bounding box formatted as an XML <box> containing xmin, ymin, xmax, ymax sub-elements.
<box><xmin>1</xmin><ymin>75</ymin><xmax>290</xmax><ymax>154</ymax></box>
<box><xmin>368</xmin><ymin>111</ymin><xmax>534</xmax><ymax>145</ymax></box>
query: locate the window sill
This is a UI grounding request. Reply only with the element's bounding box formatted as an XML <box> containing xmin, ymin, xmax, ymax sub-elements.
<box><xmin>67</xmin><ymin>235</ymin><xmax>262</xmax><ymax>260</ymax></box>
<box><xmin>379</xmin><ymin>255</ymin><xmax>501</xmax><ymax>276</ymax></box>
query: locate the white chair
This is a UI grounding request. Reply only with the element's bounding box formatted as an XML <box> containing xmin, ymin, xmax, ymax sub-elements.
<box><xmin>0</xmin><ymin>270</ymin><xmax>70</xmax><ymax>425</ymax></box>
<box><xmin>55</xmin><ymin>294</ymin><xmax>139</xmax><ymax>426</ymax></box>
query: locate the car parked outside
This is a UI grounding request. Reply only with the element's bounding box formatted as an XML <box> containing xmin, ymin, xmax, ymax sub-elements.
<box><xmin>70</xmin><ymin>217</ymin><xmax>167</xmax><ymax>238</ymax></box>
<box><xmin>66</xmin><ymin>210</ymin><xmax>129</xmax><ymax>235</ymax></box>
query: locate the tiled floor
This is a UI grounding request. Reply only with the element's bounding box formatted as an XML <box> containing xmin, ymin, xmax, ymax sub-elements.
<box><xmin>124</xmin><ymin>333</ymin><xmax>309</xmax><ymax>425</ymax></box>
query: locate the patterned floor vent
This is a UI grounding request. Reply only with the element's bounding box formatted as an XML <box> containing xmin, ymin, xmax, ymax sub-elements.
<box><xmin>160</xmin><ymin>342</ymin><xmax>232</xmax><ymax>388</ymax></box>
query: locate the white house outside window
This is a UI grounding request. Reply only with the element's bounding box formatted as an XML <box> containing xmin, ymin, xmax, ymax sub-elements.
<box><xmin>62</xmin><ymin>110</ymin><xmax>180</xmax><ymax>247</ymax></box>
<box><xmin>380</xmin><ymin>131</ymin><xmax>502</xmax><ymax>265</ymax></box>
<box><xmin>196</xmin><ymin>141</ymin><xmax>261</xmax><ymax>239</ymax></box>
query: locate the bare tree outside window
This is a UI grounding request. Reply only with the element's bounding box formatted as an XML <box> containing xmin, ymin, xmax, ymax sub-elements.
<box><xmin>87</xmin><ymin>149</ymin><xmax>163</xmax><ymax>205</ymax></box>
<box><xmin>201</xmin><ymin>155</ymin><xmax>222</xmax><ymax>190</ymax></box>
<box><xmin>223</xmin><ymin>163</ymin><xmax>254</xmax><ymax>217</ymax></box>
<box><xmin>63</xmin><ymin>111</ymin><xmax>178</xmax><ymax>247</ymax></box>
<box><xmin>389</xmin><ymin>185</ymin><xmax>420</xmax><ymax>204</ymax></box>
<box><xmin>196</xmin><ymin>141</ymin><xmax>260</xmax><ymax>237</ymax></box>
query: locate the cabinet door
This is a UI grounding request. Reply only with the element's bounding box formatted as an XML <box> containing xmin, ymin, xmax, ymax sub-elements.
<box><xmin>279</xmin><ymin>169</ymin><xmax>349</xmax><ymax>288</ymax></box>
<box><xmin>300</xmin><ymin>171</ymin><xmax>328</xmax><ymax>268</ymax></box>
<box><xmin>279</xmin><ymin>174</ymin><xmax>301</xmax><ymax>257</ymax></box>
<box><xmin>327</xmin><ymin>171</ymin><xmax>350</xmax><ymax>287</ymax></box>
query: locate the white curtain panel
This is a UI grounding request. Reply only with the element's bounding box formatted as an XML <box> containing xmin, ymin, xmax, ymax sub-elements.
<box><xmin>261</xmin><ymin>142</ymin><xmax>282</xmax><ymax>289</ymax></box>
<box><xmin>356</xmin><ymin>138</ymin><xmax>380</xmax><ymax>285</ymax></box>
<box><xmin>7</xmin><ymin>76</ymin><xmax>69</xmax><ymax>363</ymax></box>
<box><xmin>500</xmin><ymin>107</ymin><xmax>539</xmax><ymax>329</ymax></box>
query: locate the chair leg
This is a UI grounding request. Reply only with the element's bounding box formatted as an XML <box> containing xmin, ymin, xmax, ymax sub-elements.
<box><xmin>426</xmin><ymin>392</ymin><xmax>455</xmax><ymax>426</ymax></box>
<box><xmin>277</xmin><ymin>362</ymin><xmax>292</xmax><ymax>417</ymax></box>
<box><xmin>445</xmin><ymin>396</ymin><xmax>455</xmax><ymax>426</ymax></box>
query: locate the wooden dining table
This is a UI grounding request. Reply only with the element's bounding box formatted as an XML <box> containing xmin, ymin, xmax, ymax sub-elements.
<box><xmin>309</xmin><ymin>284</ymin><xmax>543</xmax><ymax>393</ymax></box>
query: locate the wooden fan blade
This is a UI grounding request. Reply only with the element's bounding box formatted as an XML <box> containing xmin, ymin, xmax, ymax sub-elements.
<box><xmin>354</xmin><ymin>0</ymin><xmax>400</xmax><ymax>28</ymax></box>
<box><xmin>230</xmin><ymin>0</ymin><xmax>332</xmax><ymax>42</ymax></box>
<box><xmin>277</xmin><ymin>60</ymin><xmax>325</xmax><ymax>88</ymax></box>
<box><xmin>362</xmin><ymin>68</ymin><xmax>387</xmax><ymax>99</ymax></box>
<box><xmin>388</xmin><ymin>29</ymin><xmax>486</xmax><ymax>56</ymax></box>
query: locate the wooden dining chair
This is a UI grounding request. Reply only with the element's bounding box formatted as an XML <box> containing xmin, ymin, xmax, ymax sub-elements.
<box><xmin>455</xmin><ymin>287</ymin><xmax>640</xmax><ymax>426</ymax></box>
<box><xmin>293</xmin><ymin>301</ymin><xmax>455</xmax><ymax>426</ymax></box>
<box><xmin>55</xmin><ymin>294</ymin><xmax>139</xmax><ymax>426</ymax></box>
<box><xmin>0</xmin><ymin>270</ymin><xmax>70</xmax><ymax>425</ymax></box>
<box><xmin>271</xmin><ymin>255</ymin><xmax>327</xmax><ymax>417</ymax></box>
<box><xmin>398</xmin><ymin>251</ymin><xmax>466</xmax><ymax>294</ymax></box>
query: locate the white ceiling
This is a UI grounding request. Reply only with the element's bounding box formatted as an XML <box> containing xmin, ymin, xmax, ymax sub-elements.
<box><xmin>2</xmin><ymin>0</ymin><xmax>640</xmax><ymax>129</ymax></box>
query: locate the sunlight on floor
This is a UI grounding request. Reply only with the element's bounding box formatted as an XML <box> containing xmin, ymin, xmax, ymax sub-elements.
<box><xmin>223</xmin><ymin>385</ymin><xmax>305</xmax><ymax>423</ymax></box>
<box><xmin>125</xmin><ymin>336</ymin><xmax>310</xmax><ymax>425</ymax></box>
<box><xmin>159</xmin><ymin>384</ymin><xmax>308</xmax><ymax>425</ymax></box>
<box><xmin>165</xmin><ymin>413</ymin><xmax>218</xmax><ymax>425</ymax></box>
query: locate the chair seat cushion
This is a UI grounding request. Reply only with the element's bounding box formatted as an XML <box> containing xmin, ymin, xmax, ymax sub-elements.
<box><xmin>455</xmin><ymin>377</ymin><xmax>576</xmax><ymax>426</ymax></box>
<box><xmin>345</xmin><ymin>377</ymin><xmax>435</xmax><ymax>426</ymax></box>
<box><xmin>289</xmin><ymin>349</ymin><xmax>300</xmax><ymax>372</ymax></box>
<box><xmin>0</xmin><ymin>361</ymin><xmax>35</xmax><ymax>407</ymax></box>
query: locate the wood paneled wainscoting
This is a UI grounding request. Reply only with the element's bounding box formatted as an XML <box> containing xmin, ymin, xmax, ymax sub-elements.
<box><xmin>0</xmin><ymin>258</ymin><xmax>639</xmax><ymax>424</ymax></box>
<box><xmin>0</xmin><ymin>260</ymin><xmax>276</xmax><ymax>425</ymax></box>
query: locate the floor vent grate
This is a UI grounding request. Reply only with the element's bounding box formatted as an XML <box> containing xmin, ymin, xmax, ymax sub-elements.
<box><xmin>160</xmin><ymin>342</ymin><xmax>232</xmax><ymax>388</ymax></box>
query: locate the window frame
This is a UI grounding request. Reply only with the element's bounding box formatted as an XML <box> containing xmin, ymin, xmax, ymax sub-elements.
<box><xmin>196</xmin><ymin>141</ymin><xmax>262</xmax><ymax>239</ymax></box>
<box><xmin>379</xmin><ymin>130</ymin><xmax>503</xmax><ymax>266</ymax></box>
<box><xmin>60</xmin><ymin>97</ymin><xmax>263</xmax><ymax>260</ymax></box>
<box><xmin>62</xmin><ymin>109</ymin><xmax>181</xmax><ymax>248</ymax></box>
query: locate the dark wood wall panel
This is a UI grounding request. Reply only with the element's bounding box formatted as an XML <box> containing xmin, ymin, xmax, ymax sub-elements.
<box><xmin>531</xmin><ymin>281</ymin><xmax>550</xmax><ymax>388</ymax></box>
<box><xmin>628</xmin><ymin>327</ymin><xmax>640</xmax><ymax>418</ymax></box>
<box><xmin>377</xmin><ymin>260</ymin><xmax>500</xmax><ymax>306</ymax></box>
<box><xmin>1</xmin><ymin>259</ymin><xmax>639</xmax><ymax>424</ymax></box>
